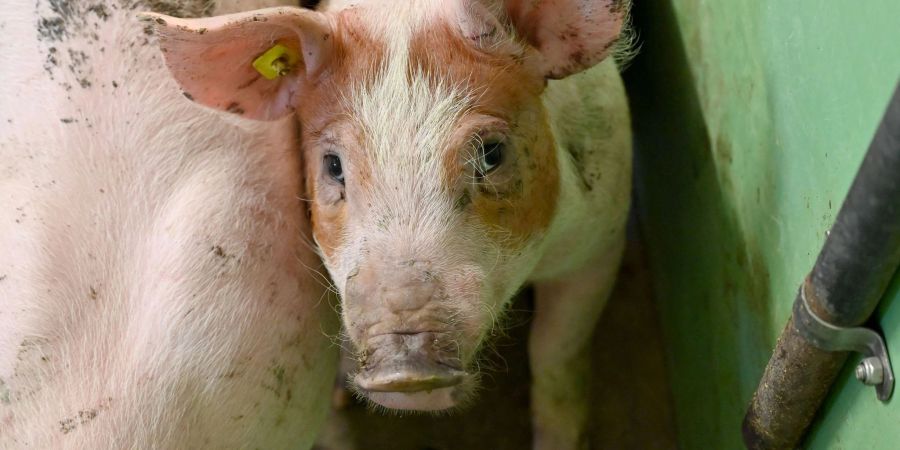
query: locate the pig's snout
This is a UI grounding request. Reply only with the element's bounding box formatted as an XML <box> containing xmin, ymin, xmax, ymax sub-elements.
<box><xmin>343</xmin><ymin>260</ymin><xmax>482</xmax><ymax>410</ymax></box>
<box><xmin>356</xmin><ymin>332</ymin><xmax>465</xmax><ymax>392</ymax></box>
<box><xmin>354</xmin><ymin>332</ymin><xmax>471</xmax><ymax>411</ymax></box>
<box><xmin>346</xmin><ymin>259</ymin><xmax>438</xmax><ymax>313</ymax></box>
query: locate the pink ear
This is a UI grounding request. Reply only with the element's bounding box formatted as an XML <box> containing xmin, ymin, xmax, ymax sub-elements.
<box><xmin>141</xmin><ymin>7</ymin><xmax>333</xmax><ymax>121</ymax></box>
<box><xmin>503</xmin><ymin>0</ymin><xmax>626</xmax><ymax>79</ymax></box>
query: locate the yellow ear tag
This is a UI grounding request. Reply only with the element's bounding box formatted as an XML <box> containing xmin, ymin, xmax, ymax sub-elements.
<box><xmin>252</xmin><ymin>44</ymin><xmax>300</xmax><ymax>80</ymax></box>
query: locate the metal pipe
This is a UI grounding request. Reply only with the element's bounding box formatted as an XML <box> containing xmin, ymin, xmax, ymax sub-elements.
<box><xmin>743</xmin><ymin>80</ymin><xmax>900</xmax><ymax>450</ymax></box>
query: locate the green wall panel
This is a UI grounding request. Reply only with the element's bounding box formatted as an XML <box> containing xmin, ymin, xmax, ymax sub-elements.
<box><xmin>625</xmin><ymin>0</ymin><xmax>900</xmax><ymax>448</ymax></box>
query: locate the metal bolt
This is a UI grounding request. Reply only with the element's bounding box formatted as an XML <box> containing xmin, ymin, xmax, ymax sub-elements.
<box><xmin>856</xmin><ymin>356</ymin><xmax>884</xmax><ymax>386</ymax></box>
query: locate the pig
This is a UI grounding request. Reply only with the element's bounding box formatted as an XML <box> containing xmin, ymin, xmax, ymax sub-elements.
<box><xmin>145</xmin><ymin>0</ymin><xmax>632</xmax><ymax>447</ymax></box>
<box><xmin>0</xmin><ymin>0</ymin><xmax>338</xmax><ymax>448</ymax></box>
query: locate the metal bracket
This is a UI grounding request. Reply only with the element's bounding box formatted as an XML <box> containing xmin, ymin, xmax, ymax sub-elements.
<box><xmin>793</xmin><ymin>283</ymin><xmax>894</xmax><ymax>401</ymax></box>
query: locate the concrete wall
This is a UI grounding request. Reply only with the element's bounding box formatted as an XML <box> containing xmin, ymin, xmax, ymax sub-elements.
<box><xmin>624</xmin><ymin>0</ymin><xmax>900</xmax><ymax>448</ymax></box>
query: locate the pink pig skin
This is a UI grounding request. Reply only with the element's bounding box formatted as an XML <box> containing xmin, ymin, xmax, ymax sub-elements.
<box><xmin>0</xmin><ymin>1</ymin><xmax>339</xmax><ymax>448</ymax></box>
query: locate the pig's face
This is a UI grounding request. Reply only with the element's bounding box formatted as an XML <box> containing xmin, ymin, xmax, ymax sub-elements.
<box><xmin>146</xmin><ymin>0</ymin><xmax>626</xmax><ymax>411</ymax></box>
<box><xmin>298</xmin><ymin>16</ymin><xmax>560</xmax><ymax>407</ymax></box>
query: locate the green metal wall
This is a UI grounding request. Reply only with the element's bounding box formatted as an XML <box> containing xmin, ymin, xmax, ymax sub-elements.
<box><xmin>625</xmin><ymin>0</ymin><xmax>900</xmax><ymax>448</ymax></box>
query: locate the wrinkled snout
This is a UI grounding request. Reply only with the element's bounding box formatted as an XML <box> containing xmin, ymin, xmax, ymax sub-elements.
<box><xmin>345</xmin><ymin>259</ymin><xmax>439</xmax><ymax>318</ymax></box>
<box><xmin>343</xmin><ymin>258</ymin><xmax>483</xmax><ymax>411</ymax></box>
<box><xmin>354</xmin><ymin>332</ymin><xmax>471</xmax><ymax>411</ymax></box>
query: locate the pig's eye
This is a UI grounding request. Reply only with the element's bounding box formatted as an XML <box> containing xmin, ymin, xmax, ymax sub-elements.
<box><xmin>324</xmin><ymin>154</ymin><xmax>344</xmax><ymax>185</ymax></box>
<box><xmin>475</xmin><ymin>140</ymin><xmax>504</xmax><ymax>177</ymax></box>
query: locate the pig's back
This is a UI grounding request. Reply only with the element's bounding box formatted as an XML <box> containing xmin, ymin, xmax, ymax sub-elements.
<box><xmin>0</xmin><ymin>1</ymin><xmax>337</xmax><ymax>448</ymax></box>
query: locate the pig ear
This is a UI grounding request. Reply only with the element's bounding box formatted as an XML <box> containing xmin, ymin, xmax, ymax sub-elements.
<box><xmin>501</xmin><ymin>0</ymin><xmax>627</xmax><ymax>79</ymax></box>
<box><xmin>140</xmin><ymin>7</ymin><xmax>333</xmax><ymax>121</ymax></box>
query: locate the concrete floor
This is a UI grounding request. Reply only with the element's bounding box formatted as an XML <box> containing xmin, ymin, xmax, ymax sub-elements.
<box><xmin>315</xmin><ymin>240</ymin><xmax>678</xmax><ymax>449</ymax></box>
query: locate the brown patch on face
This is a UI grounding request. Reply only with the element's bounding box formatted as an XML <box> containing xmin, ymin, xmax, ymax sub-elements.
<box><xmin>302</xmin><ymin>147</ymin><xmax>343</xmax><ymax>261</ymax></box>
<box><xmin>410</xmin><ymin>22</ymin><xmax>560</xmax><ymax>246</ymax></box>
<box><xmin>296</xmin><ymin>9</ymin><xmax>387</xmax><ymax>260</ymax></box>
<box><xmin>473</xmin><ymin>127</ymin><xmax>559</xmax><ymax>244</ymax></box>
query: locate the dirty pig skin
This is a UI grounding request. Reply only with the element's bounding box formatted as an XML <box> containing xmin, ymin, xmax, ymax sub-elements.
<box><xmin>145</xmin><ymin>0</ymin><xmax>632</xmax><ymax>448</ymax></box>
<box><xmin>0</xmin><ymin>0</ymin><xmax>339</xmax><ymax>448</ymax></box>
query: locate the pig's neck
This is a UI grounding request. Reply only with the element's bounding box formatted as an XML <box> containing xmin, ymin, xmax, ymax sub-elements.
<box><xmin>531</xmin><ymin>58</ymin><xmax>633</xmax><ymax>281</ymax></box>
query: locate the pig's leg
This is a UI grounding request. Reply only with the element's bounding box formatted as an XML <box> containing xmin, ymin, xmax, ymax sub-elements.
<box><xmin>529</xmin><ymin>240</ymin><xmax>624</xmax><ymax>450</ymax></box>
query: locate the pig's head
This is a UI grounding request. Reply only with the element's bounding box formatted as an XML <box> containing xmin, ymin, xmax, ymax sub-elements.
<box><xmin>144</xmin><ymin>0</ymin><xmax>628</xmax><ymax>411</ymax></box>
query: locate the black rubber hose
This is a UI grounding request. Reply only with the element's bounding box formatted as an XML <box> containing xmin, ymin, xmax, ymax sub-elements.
<box><xmin>809</xmin><ymin>81</ymin><xmax>900</xmax><ymax>326</ymax></box>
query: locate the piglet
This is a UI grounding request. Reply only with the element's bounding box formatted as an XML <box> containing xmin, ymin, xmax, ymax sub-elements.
<box><xmin>146</xmin><ymin>0</ymin><xmax>632</xmax><ymax>447</ymax></box>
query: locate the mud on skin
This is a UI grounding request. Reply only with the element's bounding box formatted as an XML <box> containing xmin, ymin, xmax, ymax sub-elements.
<box><xmin>35</xmin><ymin>0</ymin><xmax>213</xmax><ymax>88</ymax></box>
